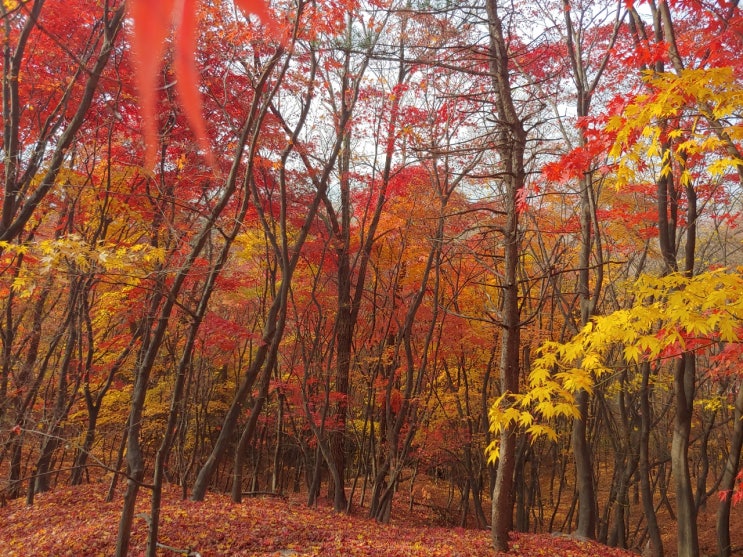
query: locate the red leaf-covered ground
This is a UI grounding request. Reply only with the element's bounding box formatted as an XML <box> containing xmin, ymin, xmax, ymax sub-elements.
<box><xmin>0</xmin><ymin>484</ymin><xmax>639</xmax><ymax>556</ymax></box>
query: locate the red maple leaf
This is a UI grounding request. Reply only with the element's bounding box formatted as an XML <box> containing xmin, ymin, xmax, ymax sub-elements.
<box><xmin>127</xmin><ymin>0</ymin><xmax>280</xmax><ymax>169</ymax></box>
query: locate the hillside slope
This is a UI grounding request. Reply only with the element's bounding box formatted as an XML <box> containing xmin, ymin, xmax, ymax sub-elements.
<box><xmin>0</xmin><ymin>484</ymin><xmax>641</xmax><ymax>556</ymax></box>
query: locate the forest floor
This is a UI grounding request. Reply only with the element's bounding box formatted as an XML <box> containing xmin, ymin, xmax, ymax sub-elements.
<box><xmin>3</xmin><ymin>478</ymin><xmax>741</xmax><ymax>556</ymax></box>
<box><xmin>0</xmin><ymin>482</ymin><xmax>641</xmax><ymax>557</ymax></box>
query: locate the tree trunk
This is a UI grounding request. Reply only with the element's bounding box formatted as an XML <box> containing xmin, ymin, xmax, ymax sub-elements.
<box><xmin>271</xmin><ymin>395</ymin><xmax>284</xmax><ymax>493</ymax></box>
<box><xmin>672</xmin><ymin>353</ymin><xmax>698</xmax><ymax>557</ymax></box>
<box><xmin>30</xmin><ymin>299</ymin><xmax>79</xmax><ymax>500</ymax></box>
<box><xmin>485</xmin><ymin>0</ymin><xmax>527</xmax><ymax>550</ymax></box>
<box><xmin>115</xmin><ymin>321</ymin><xmax>158</xmax><ymax>557</ymax></box>
<box><xmin>571</xmin><ymin>389</ymin><xmax>596</xmax><ymax>538</ymax></box>
<box><xmin>639</xmin><ymin>363</ymin><xmax>663</xmax><ymax>557</ymax></box>
<box><xmin>7</xmin><ymin>436</ymin><xmax>23</xmax><ymax>499</ymax></box>
<box><xmin>490</xmin><ymin>326</ymin><xmax>520</xmax><ymax>550</ymax></box>
<box><xmin>330</xmin><ymin>239</ymin><xmax>351</xmax><ymax>511</ymax></box>
<box><xmin>192</xmin><ymin>328</ymin><xmax>277</xmax><ymax>501</ymax></box>
<box><xmin>716</xmin><ymin>381</ymin><xmax>743</xmax><ymax>557</ymax></box>
<box><xmin>70</xmin><ymin>392</ymin><xmax>100</xmax><ymax>486</ymax></box>
<box><xmin>71</xmin><ymin>335</ymin><xmax>135</xmax><ymax>486</ymax></box>
<box><xmin>232</xmin><ymin>370</ymin><xmax>272</xmax><ymax>503</ymax></box>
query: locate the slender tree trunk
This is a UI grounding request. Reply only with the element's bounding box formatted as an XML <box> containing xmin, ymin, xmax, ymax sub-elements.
<box><xmin>328</xmin><ymin>121</ymin><xmax>353</xmax><ymax>514</ymax></box>
<box><xmin>7</xmin><ymin>436</ymin><xmax>23</xmax><ymax>499</ymax></box>
<box><xmin>192</xmin><ymin>324</ymin><xmax>277</xmax><ymax>501</ymax></box>
<box><xmin>307</xmin><ymin>446</ymin><xmax>322</xmax><ymax>507</ymax></box>
<box><xmin>672</xmin><ymin>163</ymin><xmax>699</xmax><ymax>557</ymax></box>
<box><xmin>560</xmin><ymin>1</ymin><xmax>621</xmax><ymax>536</ymax></box>
<box><xmin>367</xmin><ymin>175</ymin><xmax>456</xmax><ymax>523</ymax></box>
<box><xmin>485</xmin><ymin>0</ymin><xmax>527</xmax><ymax>549</ymax></box>
<box><xmin>71</xmin><ymin>336</ymin><xmax>135</xmax><ymax>486</ymax></box>
<box><xmin>571</xmin><ymin>170</ymin><xmax>601</xmax><ymax>538</ymax></box>
<box><xmin>608</xmin><ymin>462</ymin><xmax>629</xmax><ymax>548</ymax></box>
<box><xmin>3</xmin><ymin>267</ymin><xmax>51</xmax><ymax>498</ymax></box>
<box><xmin>323</xmin><ymin>16</ymin><xmax>403</xmax><ymax>514</ymax></box>
<box><xmin>717</xmin><ymin>381</ymin><xmax>743</xmax><ymax>557</ymax></box>
<box><xmin>490</xmin><ymin>322</ymin><xmax>520</xmax><ymax>549</ymax></box>
<box><xmin>330</xmin><ymin>218</ymin><xmax>351</xmax><ymax>512</ymax></box>
<box><xmin>70</xmin><ymin>403</ymin><xmax>100</xmax><ymax>486</ymax></box>
<box><xmin>571</xmin><ymin>389</ymin><xmax>595</xmax><ymax>538</ymax></box>
<box><xmin>639</xmin><ymin>362</ymin><xmax>663</xmax><ymax>557</ymax></box>
<box><xmin>232</xmin><ymin>369</ymin><xmax>272</xmax><ymax>503</ymax></box>
<box><xmin>672</xmin><ymin>353</ymin><xmax>698</xmax><ymax>557</ymax></box>
<box><xmin>649</xmin><ymin>44</ymin><xmax>699</xmax><ymax>550</ymax></box>
<box><xmin>30</xmin><ymin>294</ymin><xmax>80</xmax><ymax>499</ymax></box>
<box><xmin>147</xmin><ymin>315</ymin><xmax>203</xmax><ymax>557</ymax></box>
<box><xmin>115</xmin><ymin>303</ymin><xmax>162</xmax><ymax>557</ymax></box>
<box><xmin>106</xmin><ymin>418</ymin><xmax>128</xmax><ymax>502</ymax></box>
<box><xmin>271</xmin><ymin>395</ymin><xmax>284</xmax><ymax>493</ymax></box>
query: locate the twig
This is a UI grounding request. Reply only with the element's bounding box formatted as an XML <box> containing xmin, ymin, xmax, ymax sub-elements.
<box><xmin>136</xmin><ymin>514</ymin><xmax>202</xmax><ymax>557</ymax></box>
<box><xmin>155</xmin><ymin>541</ymin><xmax>202</xmax><ymax>557</ymax></box>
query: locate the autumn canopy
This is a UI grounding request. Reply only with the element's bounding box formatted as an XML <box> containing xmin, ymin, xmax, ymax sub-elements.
<box><xmin>1</xmin><ymin>0</ymin><xmax>742</xmax><ymax>556</ymax></box>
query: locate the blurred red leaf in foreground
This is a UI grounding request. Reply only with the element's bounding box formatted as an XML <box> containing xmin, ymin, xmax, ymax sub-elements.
<box><xmin>127</xmin><ymin>0</ymin><xmax>279</xmax><ymax>169</ymax></box>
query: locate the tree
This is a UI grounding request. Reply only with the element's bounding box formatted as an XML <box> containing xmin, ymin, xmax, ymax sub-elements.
<box><xmin>484</xmin><ymin>0</ymin><xmax>528</xmax><ymax>550</ymax></box>
<box><xmin>0</xmin><ymin>0</ymin><xmax>125</xmax><ymax>244</ymax></box>
<box><xmin>0</xmin><ymin>0</ymin><xmax>130</xmax><ymax>504</ymax></box>
<box><xmin>188</xmin><ymin>0</ymin><xmax>376</xmax><ymax>506</ymax></box>
<box><xmin>560</xmin><ymin>0</ymin><xmax>624</xmax><ymax>539</ymax></box>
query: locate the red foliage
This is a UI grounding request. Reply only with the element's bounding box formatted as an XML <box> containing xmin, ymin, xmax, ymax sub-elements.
<box><xmin>719</xmin><ymin>470</ymin><xmax>743</xmax><ymax>507</ymax></box>
<box><xmin>126</xmin><ymin>0</ymin><xmax>280</xmax><ymax>168</ymax></box>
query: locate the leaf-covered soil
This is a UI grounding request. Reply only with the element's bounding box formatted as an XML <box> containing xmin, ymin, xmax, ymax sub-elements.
<box><xmin>0</xmin><ymin>483</ymin><xmax>640</xmax><ymax>556</ymax></box>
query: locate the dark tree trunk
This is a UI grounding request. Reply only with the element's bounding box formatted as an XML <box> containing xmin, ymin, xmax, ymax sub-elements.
<box><xmin>485</xmin><ymin>0</ymin><xmax>527</xmax><ymax>550</ymax></box>
<box><xmin>639</xmin><ymin>363</ymin><xmax>663</xmax><ymax>557</ymax></box>
<box><xmin>717</xmin><ymin>382</ymin><xmax>743</xmax><ymax>557</ymax></box>
<box><xmin>29</xmin><ymin>292</ymin><xmax>80</xmax><ymax>500</ymax></box>
<box><xmin>571</xmin><ymin>389</ymin><xmax>596</xmax><ymax>538</ymax></box>
<box><xmin>672</xmin><ymin>353</ymin><xmax>699</xmax><ymax>557</ymax></box>
<box><xmin>232</xmin><ymin>370</ymin><xmax>272</xmax><ymax>503</ymax></box>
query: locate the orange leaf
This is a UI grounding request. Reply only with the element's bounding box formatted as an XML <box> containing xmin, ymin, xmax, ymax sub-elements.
<box><xmin>234</xmin><ymin>0</ymin><xmax>282</xmax><ymax>39</ymax></box>
<box><xmin>128</xmin><ymin>0</ymin><xmax>176</xmax><ymax>169</ymax></box>
<box><xmin>129</xmin><ymin>0</ymin><xmax>280</xmax><ymax>169</ymax></box>
<box><xmin>173</xmin><ymin>0</ymin><xmax>215</xmax><ymax>168</ymax></box>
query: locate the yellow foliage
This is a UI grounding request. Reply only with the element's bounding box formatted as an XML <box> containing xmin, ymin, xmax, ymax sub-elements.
<box><xmin>6</xmin><ymin>234</ymin><xmax>165</xmax><ymax>299</ymax></box>
<box><xmin>607</xmin><ymin>67</ymin><xmax>743</xmax><ymax>189</ymax></box>
<box><xmin>487</xmin><ymin>267</ymin><xmax>743</xmax><ymax>456</ymax></box>
<box><xmin>696</xmin><ymin>395</ymin><xmax>725</xmax><ymax>413</ymax></box>
<box><xmin>233</xmin><ymin>229</ymin><xmax>268</xmax><ymax>260</ymax></box>
<box><xmin>97</xmin><ymin>386</ymin><xmax>133</xmax><ymax>430</ymax></box>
